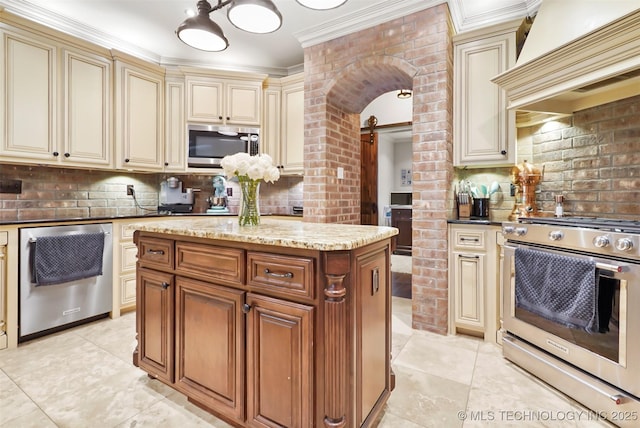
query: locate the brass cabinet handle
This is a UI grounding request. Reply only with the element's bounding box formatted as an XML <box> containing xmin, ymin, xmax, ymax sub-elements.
<box><xmin>264</xmin><ymin>268</ymin><xmax>293</xmax><ymax>279</ymax></box>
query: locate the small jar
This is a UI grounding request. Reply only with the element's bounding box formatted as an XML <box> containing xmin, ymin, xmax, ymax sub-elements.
<box><xmin>554</xmin><ymin>194</ymin><xmax>564</xmax><ymax>217</ymax></box>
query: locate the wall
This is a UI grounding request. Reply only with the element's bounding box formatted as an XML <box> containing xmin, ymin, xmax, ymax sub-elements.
<box><xmin>303</xmin><ymin>4</ymin><xmax>454</xmax><ymax>334</ymax></box>
<box><xmin>0</xmin><ymin>164</ymin><xmax>304</xmax><ymax>222</ymax></box>
<box><xmin>516</xmin><ymin>94</ymin><xmax>640</xmax><ymax>219</ymax></box>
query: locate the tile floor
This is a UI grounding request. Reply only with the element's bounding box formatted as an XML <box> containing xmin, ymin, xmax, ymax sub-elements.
<box><xmin>0</xmin><ymin>297</ymin><xmax>614</xmax><ymax>428</ymax></box>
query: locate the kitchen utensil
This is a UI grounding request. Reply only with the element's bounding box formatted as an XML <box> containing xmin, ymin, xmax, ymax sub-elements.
<box><xmin>488</xmin><ymin>181</ymin><xmax>500</xmax><ymax>195</ymax></box>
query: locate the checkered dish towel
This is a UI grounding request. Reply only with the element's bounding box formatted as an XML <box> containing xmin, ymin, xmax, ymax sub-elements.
<box><xmin>515</xmin><ymin>247</ymin><xmax>598</xmax><ymax>333</ymax></box>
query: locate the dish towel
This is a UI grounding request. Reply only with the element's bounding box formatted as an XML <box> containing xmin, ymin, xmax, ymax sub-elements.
<box><xmin>31</xmin><ymin>232</ymin><xmax>105</xmax><ymax>286</ymax></box>
<box><xmin>515</xmin><ymin>247</ymin><xmax>598</xmax><ymax>333</ymax></box>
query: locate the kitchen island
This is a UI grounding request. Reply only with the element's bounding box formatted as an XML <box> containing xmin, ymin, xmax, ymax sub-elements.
<box><xmin>129</xmin><ymin>218</ymin><xmax>398</xmax><ymax>428</ymax></box>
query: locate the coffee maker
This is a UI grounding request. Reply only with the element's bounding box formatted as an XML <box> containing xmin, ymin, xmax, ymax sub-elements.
<box><xmin>158</xmin><ymin>177</ymin><xmax>194</xmax><ymax>213</ymax></box>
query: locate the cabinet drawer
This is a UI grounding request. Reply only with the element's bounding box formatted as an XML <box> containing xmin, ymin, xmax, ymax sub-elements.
<box><xmin>175</xmin><ymin>241</ymin><xmax>244</xmax><ymax>286</ymax></box>
<box><xmin>247</xmin><ymin>252</ymin><xmax>314</xmax><ymax>300</ymax></box>
<box><xmin>453</xmin><ymin>229</ymin><xmax>485</xmax><ymax>249</ymax></box>
<box><xmin>121</xmin><ymin>242</ymin><xmax>138</xmax><ymax>272</ymax></box>
<box><xmin>138</xmin><ymin>237</ymin><xmax>174</xmax><ymax>269</ymax></box>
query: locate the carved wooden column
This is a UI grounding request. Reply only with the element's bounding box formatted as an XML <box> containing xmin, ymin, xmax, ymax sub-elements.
<box><xmin>322</xmin><ymin>251</ymin><xmax>350</xmax><ymax>428</ymax></box>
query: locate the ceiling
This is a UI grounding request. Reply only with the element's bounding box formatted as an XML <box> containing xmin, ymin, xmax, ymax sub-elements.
<box><xmin>0</xmin><ymin>0</ymin><xmax>540</xmax><ymax>76</ymax></box>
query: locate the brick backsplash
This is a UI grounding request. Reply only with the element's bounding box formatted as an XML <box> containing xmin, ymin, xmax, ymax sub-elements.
<box><xmin>0</xmin><ymin>164</ymin><xmax>304</xmax><ymax>222</ymax></box>
<box><xmin>517</xmin><ymin>94</ymin><xmax>640</xmax><ymax>220</ymax></box>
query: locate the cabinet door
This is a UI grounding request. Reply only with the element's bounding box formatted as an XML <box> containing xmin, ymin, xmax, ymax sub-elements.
<box><xmin>164</xmin><ymin>79</ymin><xmax>186</xmax><ymax>171</ymax></box>
<box><xmin>453</xmin><ymin>252</ymin><xmax>485</xmax><ymax>330</ymax></box>
<box><xmin>356</xmin><ymin>248</ymin><xmax>390</xmax><ymax>426</ymax></box>
<box><xmin>0</xmin><ymin>30</ymin><xmax>56</xmax><ymax>162</ymax></box>
<box><xmin>246</xmin><ymin>293</ymin><xmax>313</xmax><ymax>428</ymax></box>
<box><xmin>261</xmin><ymin>87</ymin><xmax>281</xmax><ymax>164</ymax></box>
<box><xmin>137</xmin><ymin>268</ymin><xmax>174</xmax><ymax>383</ymax></box>
<box><xmin>175</xmin><ymin>276</ymin><xmax>245</xmax><ymax>424</ymax></box>
<box><xmin>61</xmin><ymin>48</ymin><xmax>112</xmax><ymax>167</ymax></box>
<box><xmin>280</xmin><ymin>82</ymin><xmax>304</xmax><ymax>175</ymax></box>
<box><xmin>186</xmin><ymin>78</ymin><xmax>223</xmax><ymax>123</ymax></box>
<box><xmin>115</xmin><ymin>62</ymin><xmax>164</xmax><ymax>171</ymax></box>
<box><xmin>0</xmin><ymin>232</ymin><xmax>6</xmax><ymax>349</ymax></box>
<box><xmin>453</xmin><ymin>32</ymin><xmax>515</xmax><ymax>166</ymax></box>
<box><xmin>226</xmin><ymin>81</ymin><xmax>262</xmax><ymax>125</ymax></box>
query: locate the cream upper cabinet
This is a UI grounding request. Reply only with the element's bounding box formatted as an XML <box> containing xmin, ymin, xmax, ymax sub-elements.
<box><xmin>185</xmin><ymin>71</ymin><xmax>265</xmax><ymax>126</ymax></box>
<box><xmin>453</xmin><ymin>20</ymin><xmax>520</xmax><ymax>167</ymax></box>
<box><xmin>262</xmin><ymin>73</ymin><xmax>304</xmax><ymax>176</ymax></box>
<box><xmin>164</xmin><ymin>70</ymin><xmax>186</xmax><ymax>172</ymax></box>
<box><xmin>280</xmin><ymin>73</ymin><xmax>304</xmax><ymax>175</ymax></box>
<box><xmin>61</xmin><ymin>48</ymin><xmax>112</xmax><ymax>167</ymax></box>
<box><xmin>0</xmin><ymin>24</ymin><xmax>112</xmax><ymax>168</ymax></box>
<box><xmin>261</xmin><ymin>79</ymin><xmax>281</xmax><ymax>166</ymax></box>
<box><xmin>113</xmin><ymin>51</ymin><xmax>165</xmax><ymax>172</ymax></box>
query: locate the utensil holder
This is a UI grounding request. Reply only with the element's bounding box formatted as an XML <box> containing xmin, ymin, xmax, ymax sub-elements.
<box><xmin>472</xmin><ymin>198</ymin><xmax>490</xmax><ymax>218</ymax></box>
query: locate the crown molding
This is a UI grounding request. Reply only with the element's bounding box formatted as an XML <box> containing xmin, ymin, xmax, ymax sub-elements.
<box><xmin>295</xmin><ymin>0</ymin><xmax>444</xmax><ymax>48</ymax></box>
<box><xmin>0</xmin><ymin>0</ymin><xmax>161</xmax><ymax>63</ymax></box>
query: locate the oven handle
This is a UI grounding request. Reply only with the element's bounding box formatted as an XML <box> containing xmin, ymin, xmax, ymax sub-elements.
<box><xmin>503</xmin><ymin>245</ymin><xmax>627</xmax><ymax>273</ymax></box>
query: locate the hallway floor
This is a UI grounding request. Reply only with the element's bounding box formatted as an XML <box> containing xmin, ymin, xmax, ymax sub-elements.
<box><xmin>0</xmin><ymin>298</ymin><xmax>613</xmax><ymax>427</ymax></box>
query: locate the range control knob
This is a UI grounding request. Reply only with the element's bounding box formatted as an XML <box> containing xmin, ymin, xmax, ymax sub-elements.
<box><xmin>593</xmin><ymin>235</ymin><xmax>610</xmax><ymax>248</ymax></box>
<box><xmin>502</xmin><ymin>226</ymin><xmax>515</xmax><ymax>235</ymax></box>
<box><xmin>515</xmin><ymin>227</ymin><xmax>528</xmax><ymax>236</ymax></box>
<box><xmin>615</xmin><ymin>238</ymin><xmax>634</xmax><ymax>252</ymax></box>
<box><xmin>548</xmin><ymin>230</ymin><xmax>564</xmax><ymax>241</ymax></box>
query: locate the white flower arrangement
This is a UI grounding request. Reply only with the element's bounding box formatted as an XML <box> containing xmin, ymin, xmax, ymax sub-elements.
<box><xmin>220</xmin><ymin>152</ymin><xmax>280</xmax><ymax>183</ymax></box>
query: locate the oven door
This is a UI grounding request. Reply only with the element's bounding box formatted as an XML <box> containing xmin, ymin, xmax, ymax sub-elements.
<box><xmin>503</xmin><ymin>243</ymin><xmax>640</xmax><ymax>397</ymax></box>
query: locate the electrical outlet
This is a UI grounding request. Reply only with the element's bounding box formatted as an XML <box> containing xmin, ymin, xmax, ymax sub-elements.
<box><xmin>510</xmin><ymin>183</ymin><xmax>516</xmax><ymax>197</ymax></box>
<box><xmin>227</xmin><ymin>187</ymin><xmax>232</xmax><ymax>197</ymax></box>
<box><xmin>127</xmin><ymin>185</ymin><xmax>134</xmax><ymax>196</ymax></box>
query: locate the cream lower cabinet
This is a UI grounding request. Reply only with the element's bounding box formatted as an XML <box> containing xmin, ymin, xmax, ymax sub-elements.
<box><xmin>449</xmin><ymin>223</ymin><xmax>500</xmax><ymax>342</ymax></box>
<box><xmin>111</xmin><ymin>220</ymin><xmax>139</xmax><ymax>315</ymax></box>
<box><xmin>0</xmin><ymin>21</ymin><xmax>112</xmax><ymax>168</ymax></box>
<box><xmin>0</xmin><ymin>231</ymin><xmax>7</xmax><ymax>349</ymax></box>
<box><xmin>113</xmin><ymin>50</ymin><xmax>165</xmax><ymax>171</ymax></box>
<box><xmin>453</xmin><ymin>20</ymin><xmax>520</xmax><ymax>167</ymax></box>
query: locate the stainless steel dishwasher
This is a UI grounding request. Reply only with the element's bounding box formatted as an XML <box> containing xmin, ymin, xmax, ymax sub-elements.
<box><xmin>19</xmin><ymin>223</ymin><xmax>113</xmax><ymax>341</ymax></box>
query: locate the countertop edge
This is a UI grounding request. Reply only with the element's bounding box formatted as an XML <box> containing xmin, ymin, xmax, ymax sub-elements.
<box><xmin>129</xmin><ymin>218</ymin><xmax>398</xmax><ymax>251</ymax></box>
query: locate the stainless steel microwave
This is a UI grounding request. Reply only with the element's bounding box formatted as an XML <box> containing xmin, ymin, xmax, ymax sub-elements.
<box><xmin>187</xmin><ymin>124</ymin><xmax>259</xmax><ymax>168</ymax></box>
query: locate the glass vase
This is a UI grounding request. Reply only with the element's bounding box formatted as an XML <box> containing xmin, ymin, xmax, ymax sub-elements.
<box><xmin>238</xmin><ymin>176</ymin><xmax>261</xmax><ymax>226</ymax></box>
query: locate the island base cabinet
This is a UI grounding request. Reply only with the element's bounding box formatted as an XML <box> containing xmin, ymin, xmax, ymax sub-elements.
<box><xmin>246</xmin><ymin>293</ymin><xmax>313</xmax><ymax>428</ymax></box>
<box><xmin>356</xmin><ymin>250</ymin><xmax>390</xmax><ymax>426</ymax></box>
<box><xmin>175</xmin><ymin>276</ymin><xmax>246</xmax><ymax>424</ymax></box>
<box><xmin>134</xmin><ymin>230</ymin><xmax>394</xmax><ymax>428</ymax></box>
<box><xmin>137</xmin><ymin>268</ymin><xmax>174</xmax><ymax>384</ymax></box>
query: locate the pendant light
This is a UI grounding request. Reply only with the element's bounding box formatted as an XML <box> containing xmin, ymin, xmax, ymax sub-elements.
<box><xmin>296</xmin><ymin>0</ymin><xmax>348</xmax><ymax>10</ymax></box>
<box><xmin>228</xmin><ymin>0</ymin><xmax>282</xmax><ymax>33</ymax></box>
<box><xmin>177</xmin><ymin>0</ymin><xmax>282</xmax><ymax>52</ymax></box>
<box><xmin>397</xmin><ymin>89</ymin><xmax>412</xmax><ymax>99</ymax></box>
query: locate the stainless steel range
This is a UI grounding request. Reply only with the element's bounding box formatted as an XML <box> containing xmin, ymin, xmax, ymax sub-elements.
<box><xmin>502</xmin><ymin>217</ymin><xmax>640</xmax><ymax>427</ymax></box>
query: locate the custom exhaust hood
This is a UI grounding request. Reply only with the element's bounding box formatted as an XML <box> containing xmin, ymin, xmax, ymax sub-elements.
<box><xmin>492</xmin><ymin>0</ymin><xmax>640</xmax><ymax>121</ymax></box>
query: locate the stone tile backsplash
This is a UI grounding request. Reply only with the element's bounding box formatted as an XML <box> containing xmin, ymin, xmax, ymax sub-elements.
<box><xmin>0</xmin><ymin>165</ymin><xmax>304</xmax><ymax>222</ymax></box>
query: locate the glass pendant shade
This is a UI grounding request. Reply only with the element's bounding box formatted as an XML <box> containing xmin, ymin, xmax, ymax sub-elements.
<box><xmin>228</xmin><ymin>0</ymin><xmax>282</xmax><ymax>33</ymax></box>
<box><xmin>296</xmin><ymin>0</ymin><xmax>348</xmax><ymax>10</ymax></box>
<box><xmin>176</xmin><ymin>1</ymin><xmax>229</xmax><ymax>51</ymax></box>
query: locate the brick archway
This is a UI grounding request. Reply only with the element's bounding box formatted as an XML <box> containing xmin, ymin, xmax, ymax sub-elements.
<box><xmin>303</xmin><ymin>4</ymin><xmax>454</xmax><ymax>334</ymax></box>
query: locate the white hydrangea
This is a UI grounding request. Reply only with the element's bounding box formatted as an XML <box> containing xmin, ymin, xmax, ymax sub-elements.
<box><xmin>220</xmin><ymin>152</ymin><xmax>281</xmax><ymax>183</ymax></box>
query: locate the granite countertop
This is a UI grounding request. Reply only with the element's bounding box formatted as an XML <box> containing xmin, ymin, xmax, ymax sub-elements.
<box><xmin>128</xmin><ymin>217</ymin><xmax>398</xmax><ymax>251</ymax></box>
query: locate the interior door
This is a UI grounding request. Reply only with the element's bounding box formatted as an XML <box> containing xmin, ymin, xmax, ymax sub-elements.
<box><xmin>360</xmin><ymin>132</ymin><xmax>378</xmax><ymax>225</ymax></box>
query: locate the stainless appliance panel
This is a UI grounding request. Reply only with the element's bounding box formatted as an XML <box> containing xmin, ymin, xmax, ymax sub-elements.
<box><xmin>19</xmin><ymin>223</ymin><xmax>113</xmax><ymax>339</ymax></box>
<box><xmin>503</xmin><ymin>243</ymin><xmax>640</xmax><ymax>397</ymax></box>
